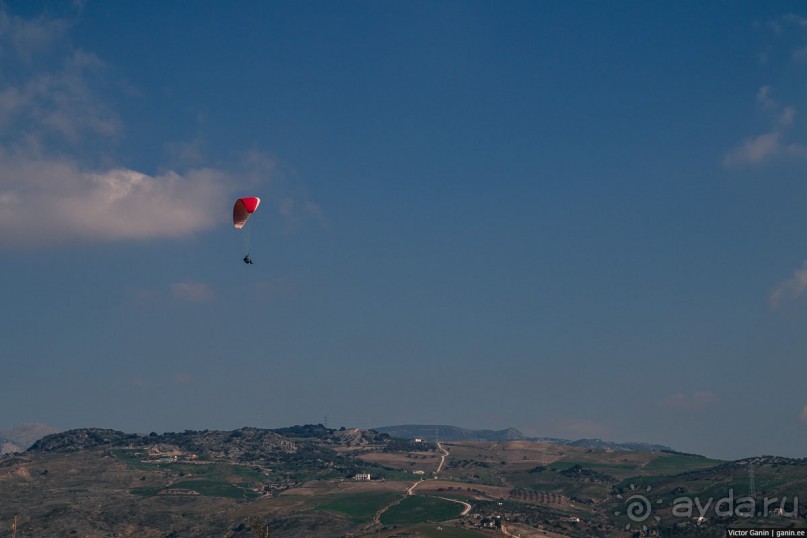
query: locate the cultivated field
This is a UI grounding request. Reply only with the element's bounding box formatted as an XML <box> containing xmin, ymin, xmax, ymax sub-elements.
<box><xmin>0</xmin><ymin>428</ymin><xmax>804</xmax><ymax>537</ymax></box>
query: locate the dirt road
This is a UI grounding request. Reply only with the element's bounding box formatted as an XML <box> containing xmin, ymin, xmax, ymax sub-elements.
<box><xmin>372</xmin><ymin>440</ymin><xmax>457</xmax><ymax>526</ymax></box>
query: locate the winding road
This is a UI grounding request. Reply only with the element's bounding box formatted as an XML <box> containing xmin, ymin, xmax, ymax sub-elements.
<box><xmin>435</xmin><ymin>441</ymin><xmax>449</xmax><ymax>474</ymax></box>
<box><xmin>372</xmin><ymin>440</ymin><xmax>471</xmax><ymax>527</ymax></box>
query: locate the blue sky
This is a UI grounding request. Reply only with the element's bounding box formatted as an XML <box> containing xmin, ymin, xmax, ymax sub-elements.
<box><xmin>2</xmin><ymin>1</ymin><xmax>807</xmax><ymax>460</ymax></box>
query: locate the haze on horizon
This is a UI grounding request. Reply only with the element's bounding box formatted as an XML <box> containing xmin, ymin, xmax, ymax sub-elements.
<box><xmin>2</xmin><ymin>1</ymin><xmax>807</xmax><ymax>461</ymax></box>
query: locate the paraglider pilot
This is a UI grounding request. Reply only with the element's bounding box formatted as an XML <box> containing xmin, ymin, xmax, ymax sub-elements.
<box><xmin>234</xmin><ymin>197</ymin><xmax>260</xmax><ymax>265</ymax></box>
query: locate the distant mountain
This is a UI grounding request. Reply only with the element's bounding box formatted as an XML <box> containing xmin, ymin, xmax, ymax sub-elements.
<box><xmin>563</xmin><ymin>438</ymin><xmax>673</xmax><ymax>452</ymax></box>
<box><xmin>373</xmin><ymin>425</ymin><xmax>527</xmax><ymax>442</ymax></box>
<box><xmin>21</xmin><ymin>423</ymin><xmax>673</xmax><ymax>457</ymax></box>
<box><xmin>0</xmin><ymin>423</ymin><xmax>60</xmax><ymax>451</ymax></box>
<box><xmin>374</xmin><ymin>425</ymin><xmax>673</xmax><ymax>452</ymax></box>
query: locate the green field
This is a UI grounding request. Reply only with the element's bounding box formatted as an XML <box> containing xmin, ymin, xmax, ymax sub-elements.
<box><xmin>170</xmin><ymin>479</ymin><xmax>261</xmax><ymax>499</ymax></box>
<box><xmin>401</xmin><ymin>524</ymin><xmax>488</xmax><ymax>537</ymax></box>
<box><xmin>110</xmin><ymin>449</ymin><xmax>157</xmax><ymax>470</ymax></box>
<box><xmin>641</xmin><ymin>453</ymin><xmax>725</xmax><ymax>473</ymax></box>
<box><xmin>380</xmin><ymin>496</ymin><xmax>465</xmax><ymax>525</ymax></box>
<box><xmin>316</xmin><ymin>492</ymin><xmax>402</xmax><ymax>522</ymax></box>
<box><xmin>9</xmin><ymin>432</ymin><xmax>807</xmax><ymax>536</ymax></box>
<box><xmin>129</xmin><ymin>486</ymin><xmax>163</xmax><ymax>496</ymax></box>
<box><xmin>112</xmin><ymin>449</ymin><xmax>267</xmax><ymax>500</ymax></box>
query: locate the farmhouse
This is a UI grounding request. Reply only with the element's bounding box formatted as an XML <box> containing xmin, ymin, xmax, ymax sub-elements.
<box><xmin>353</xmin><ymin>473</ymin><xmax>371</xmax><ymax>481</ymax></box>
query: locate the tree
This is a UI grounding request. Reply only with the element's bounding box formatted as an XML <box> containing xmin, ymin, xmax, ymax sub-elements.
<box><xmin>247</xmin><ymin>516</ymin><xmax>270</xmax><ymax>538</ymax></box>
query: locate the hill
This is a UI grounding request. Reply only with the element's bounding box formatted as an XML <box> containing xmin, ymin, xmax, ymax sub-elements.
<box><xmin>0</xmin><ymin>425</ymin><xmax>804</xmax><ymax>537</ymax></box>
<box><xmin>562</xmin><ymin>438</ymin><xmax>672</xmax><ymax>452</ymax></box>
<box><xmin>374</xmin><ymin>425</ymin><xmax>673</xmax><ymax>452</ymax></box>
<box><xmin>0</xmin><ymin>423</ymin><xmax>60</xmax><ymax>451</ymax></box>
<box><xmin>373</xmin><ymin>424</ymin><xmax>527</xmax><ymax>442</ymax></box>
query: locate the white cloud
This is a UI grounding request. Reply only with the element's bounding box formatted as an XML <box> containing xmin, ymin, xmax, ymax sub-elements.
<box><xmin>0</xmin><ymin>8</ymin><xmax>70</xmax><ymax>62</ymax></box>
<box><xmin>0</xmin><ymin>6</ymin><xmax>117</xmax><ymax>149</ymax></box>
<box><xmin>723</xmin><ymin>131</ymin><xmax>781</xmax><ymax>166</ymax></box>
<box><xmin>779</xmin><ymin>106</ymin><xmax>796</xmax><ymax>127</ymax></box>
<box><xmin>783</xmin><ymin>13</ymin><xmax>807</xmax><ymax>28</ymax></box>
<box><xmin>0</xmin><ymin>9</ymin><xmax>252</xmax><ymax>247</ymax></box>
<box><xmin>726</xmin><ymin>11</ymin><xmax>807</xmax><ymax>167</ymax></box>
<box><xmin>770</xmin><ymin>260</ymin><xmax>807</xmax><ymax>308</ymax></box>
<box><xmin>0</xmin><ymin>153</ymin><xmax>231</xmax><ymax>246</ymax></box>
<box><xmin>767</xmin><ymin>14</ymin><xmax>807</xmax><ymax>38</ymax></box>
<box><xmin>756</xmin><ymin>85</ymin><xmax>776</xmax><ymax>109</ymax></box>
<box><xmin>0</xmin><ymin>6</ymin><xmax>318</xmax><ymax>247</ymax></box>
<box><xmin>723</xmin><ymin>85</ymin><xmax>806</xmax><ymax>167</ymax></box>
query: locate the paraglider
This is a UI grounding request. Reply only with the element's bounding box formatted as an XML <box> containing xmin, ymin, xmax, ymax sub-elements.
<box><xmin>233</xmin><ymin>196</ymin><xmax>260</xmax><ymax>264</ymax></box>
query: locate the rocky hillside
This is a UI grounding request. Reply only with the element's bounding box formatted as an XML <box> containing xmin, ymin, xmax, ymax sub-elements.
<box><xmin>0</xmin><ymin>439</ymin><xmax>22</xmax><ymax>455</ymax></box>
<box><xmin>29</xmin><ymin>427</ymin><xmax>297</xmax><ymax>461</ymax></box>
<box><xmin>27</xmin><ymin>425</ymin><xmax>414</xmax><ymax>463</ymax></box>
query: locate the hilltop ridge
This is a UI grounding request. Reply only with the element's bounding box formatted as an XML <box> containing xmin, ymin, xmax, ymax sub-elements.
<box><xmin>28</xmin><ymin>425</ymin><xmax>389</xmax><ymax>458</ymax></box>
<box><xmin>373</xmin><ymin>424</ymin><xmax>673</xmax><ymax>452</ymax></box>
<box><xmin>1</xmin><ymin>423</ymin><xmax>805</xmax><ymax>537</ymax></box>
